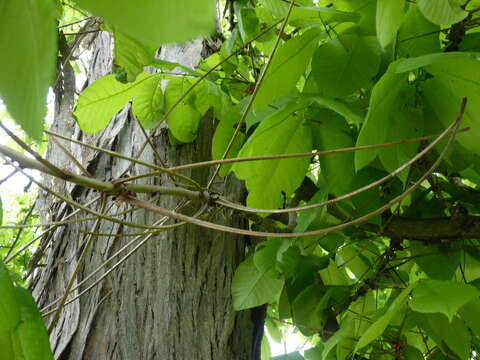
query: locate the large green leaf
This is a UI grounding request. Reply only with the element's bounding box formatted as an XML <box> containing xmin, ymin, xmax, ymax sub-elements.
<box><xmin>398</xmin><ymin>53</ymin><xmax>480</xmax><ymax>154</ymax></box>
<box><xmin>0</xmin><ymin>262</ymin><xmax>20</xmax><ymax>332</ymax></box>
<box><xmin>355</xmin><ymin>61</ymin><xmax>409</xmax><ymax>171</ymax></box>
<box><xmin>310</xmin><ymin>109</ymin><xmax>355</xmax><ymax>196</ymax></box>
<box><xmin>398</xmin><ymin>5</ymin><xmax>440</xmax><ymax>57</ymax></box>
<box><xmin>74</xmin><ymin>72</ymin><xmax>155</xmax><ymax>133</ymax></box>
<box><xmin>232</xmin><ymin>256</ymin><xmax>284</xmax><ymax>310</ymax></box>
<box><xmin>111</xmin><ymin>29</ymin><xmax>157</xmax><ymax>82</ymax></box>
<box><xmin>311</xmin><ymin>34</ymin><xmax>381</xmax><ymax>98</ymax></box>
<box><xmin>334</xmin><ymin>0</ymin><xmax>377</xmax><ymax>35</ymax></box>
<box><xmin>377</xmin><ymin>88</ymin><xmax>424</xmax><ymax>183</ymax></box>
<box><xmin>164</xmin><ymin>77</ymin><xmax>202</xmax><ymax>143</ymax></box>
<box><xmin>0</xmin><ymin>331</ymin><xmax>14</xmax><ymax>360</ymax></box>
<box><xmin>416</xmin><ymin>0</ymin><xmax>468</xmax><ymax>26</ymax></box>
<box><xmin>355</xmin><ymin>285</ymin><xmax>413</xmax><ymax>351</ymax></box>
<box><xmin>0</xmin><ymin>0</ymin><xmax>57</xmax><ymax>141</ymax></box>
<box><xmin>13</xmin><ymin>286</ymin><xmax>54</xmax><ymax>360</ymax></box>
<box><xmin>409</xmin><ymin>280</ymin><xmax>479</xmax><ymax>322</ymax></box>
<box><xmin>292</xmin><ymin>286</ymin><xmax>329</xmax><ymax>335</ymax></box>
<box><xmin>459</xmin><ymin>299</ymin><xmax>480</xmax><ymax>335</ymax></box>
<box><xmin>254</xmin><ymin>29</ymin><xmax>320</xmax><ymax>110</ymax></box>
<box><xmin>131</xmin><ymin>75</ymin><xmax>164</xmax><ymax>129</ymax></box>
<box><xmin>74</xmin><ymin>0</ymin><xmax>216</xmax><ymax>45</ymax></box>
<box><xmin>233</xmin><ymin>102</ymin><xmax>312</xmax><ymax>209</ymax></box>
<box><xmin>376</xmin><ymin>0</ymin><xmax>406</xmax><ymax>48</ymax></box>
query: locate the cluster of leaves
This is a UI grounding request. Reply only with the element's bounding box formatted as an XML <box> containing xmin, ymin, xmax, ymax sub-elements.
<box><xmin>69</xmin><ymin>0</ymin><xmax>480</xmax><ymax>358</ymax></box>
<box><xmin>2</xmin><ymin>0</ymin><xmax>480</xmax><ymax>359</ymax></box>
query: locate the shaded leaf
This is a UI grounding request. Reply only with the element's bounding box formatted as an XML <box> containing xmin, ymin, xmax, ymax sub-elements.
<box><xmin>355</xmin><ymin>61</ymin><xmax>409</xmax><ymax>171</ymax></box>
<box><xmin>398</xmin><ymin>5</ymin><xmax>440</xmax><ymax>57</ymax></box>
<box><xmin>311</xmin><ymin>34</ymin><xmax>381</xmax><ymax>98</ymax></box>
<box><xmin>355</xmin><ymin>285</ymin><xmax>413</xmax><ymax>351</ymax></box>
<box><xmin>232</xmin><ymin>256</ymin><xmax>284</xmax><ymax>310</ymax></box>
<box><xmin>409</xmin><ymin>280</ymin><xmax>479</xmax><ymax>322</ymax></box>
<box><xmin>417</xmin><ymin>0</ymin><xmax>468</xmax><ymax>26</ymax></box>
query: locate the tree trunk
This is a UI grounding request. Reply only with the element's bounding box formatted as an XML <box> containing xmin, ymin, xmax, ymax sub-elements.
<box><xmin>31</xmin><ymin>30</ymin><xmax>254</xmax><ymax>360</ymax></box>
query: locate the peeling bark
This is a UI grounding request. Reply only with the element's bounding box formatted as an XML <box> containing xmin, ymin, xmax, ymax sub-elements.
<box><xmin>31</xmin><ymin>32</ymin><xmax>254</xmax><ymax>360</ymax></box>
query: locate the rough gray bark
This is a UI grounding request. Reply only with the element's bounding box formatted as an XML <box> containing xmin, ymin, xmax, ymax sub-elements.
<box><xmin>31</xmin><ymin>31</ymin><xmax>254</xmax><ymax>360</ymax></box>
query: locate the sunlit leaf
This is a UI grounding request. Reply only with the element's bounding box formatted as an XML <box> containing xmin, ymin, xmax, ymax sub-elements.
<box><xmin>0</xmin><ymin>262</ymin><xmax>20</xmax><ymax>332</ymax></box>
<box><xmin>254</xmin><ymin>29</ymin><xmax>320</xmax><ymax>110</ymax></box>
<box><xmin>74</xmin><ymin>0</ymin><xmax>216</xmax><ymax>45</ymax></box>
<box><xmin>0</xmin><ymin>0</ymin><xmax>57</xmax><ymax>141</ymax></box>
<box><xmin>234</xmin><ymin>102</ymin><xmax>312</xmax><ymax>209</ymax></box>
<box><xmin>376</xmin><ymin>0</ymin><xmax>406</xmax><ymax>48</ymax></box>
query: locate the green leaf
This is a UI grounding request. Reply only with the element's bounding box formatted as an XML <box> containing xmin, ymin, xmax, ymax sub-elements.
<box><xmin>272</xmin><ymin>352</ymin><xmax>304</xmax><ymax>360</ymax></box>
<box><xmin>112</xmin><ymin>29</ymin><xmax>157</xmax><ymax>82</ymax></box>
<box><xmin>398</xmin><ymin>53</ymin><xmax>480</xmax><ymax>155</ymax></box>
<box><xmin>334</xmin><ymin>0</ymin><xmax>377</xmax><ymax>35</ymax></box>
<box><xmin>212</xmin><ymin>105</ymin><xmax>246</xmax><ymax>177</ymax></box>
<box><xmin>377</xmin><ymin>88</ymin><xmax>424</xmax><ymax>183</ymax></box>
<box><xmin>261</xmin><ymin>335</ymin><xmax>271</xmax><ymax>360</ymax></box>
<box><xmin>376</xmin><ymin>0</ymin><xmax>406</xmax><ymax>48</ymax></box>
<box><xmin>292</xmin><ymin>285</ymin><xmax>329</xmax><ymax>335</ymax></box>
<box><xmin>444</xmin><ymin>317</ymin><xmax>471</xmax><ymax>360</ymax></box>
<box><xmin>254</xmin><ymin>238</ymin><xmax>285</xmax><ymax>277</ymax></box>
<box><xmin>311</xmin><ymin>34</ymin><xmax>381</xmax><ymax>98</ymax></box>
<box><xmin>254</xmin><ymin>29</ymin><xmax>320</xmax><ymax>110</ymax></box>
<box><xmin>0</xmin><ymin>262</ymin><xmax>20</xmax><ymax>332</ymax></box>
<box><xmin>410</xmin><ymin>242</ymin><xmax>460</xmax><ymax>280</ymax></box>
<box><xmin>14</xmin><ymin>286</ymin><xmax>54</xmax><ymax>360</ymax></box>
<box><xmin>319</xmin><ymin>259</ymin><xmax>351</xmax><ymax>286</ymax></box>
<box><xmin>416</xmin><ymin>0</ymin><xmax>468</xmax><ymax>26</ymax></box>
<box><xmin>409</xmin><ymin>280</ymin><xmax>479</xmax><ymax>322</ymax></box>
<box><xmin>74</xmin><ymin>0</ymin><xmax>216</xmax><ymax>45</ymax></box>
<box><xmin>238</xmin><ymin>8</ymin><xmax>260</xmax><ymax>42</ymax></box>
<box><xmin>232</xmin><ymin>256</ymin><xmax>284</xmax><ymax>310</ymax></box>
<box><xmin>131</xmin><ymin>75</ymin><xmax>164</xmax><ymax>129</ymax></box>
<box><xmin>74</xmin><ymin>72</ymin><xmax>155</xmax><ymax>133</ymax></box>
<box><xmin>164</xmin><ymin>77</ymin><xmax>202</xmax><ymax>143</ymax></box>
<box><xmin>0</xmin><ymin>331</ymin><xmax>14</xmax><ymax>360</ymax></box>
<box><xmin>234</xmin><ymin>102</ymin><xmax>312</xmax><ymax>209</ymax></box>
<box><xmin>0</xmin><ymin>0</ymin><xmax>57</xmax><ymax>141</ymax></box>
<box><xmin>355</xmin><ymin>285</ymin><xmax>413</xmax><ymax>351</ymax></box>
<box><xmin>310</xmin><ymin>109</ymin><xmax>355</xmax><ymax>196</ymax></box>
<box><xmin>322</xmin><ymin>323</ymin><xmax>353</xmax><ymax>360</ymax></box>
<box><xmin>355</xmin><ymin>61</ymin><xmax>409</xmax><ymax>171</ymax></box>
<box><xmin>459</xmin><ymin>298</ymin><xmax>480</xmax><ymax>335</ymax></box>
<box><xmin>398</xmin><ymin>5</ymin><xmax>441</xmax><ymax>57</ymax></box>
<box><xmin>0</xmin><ymin>195</ymin><xmax>2</xmax><ymax>225</ymax></box>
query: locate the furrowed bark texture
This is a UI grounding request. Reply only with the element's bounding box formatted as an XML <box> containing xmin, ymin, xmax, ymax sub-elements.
<box><xmin>31</xmin><ymin>32</ymin><xmax>253</xmax><ymax>360</ymax></box>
